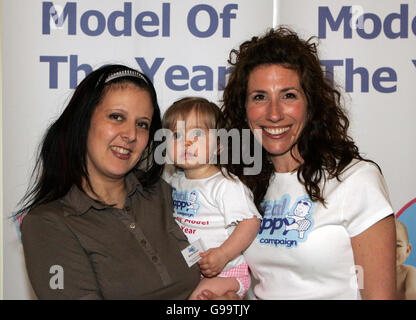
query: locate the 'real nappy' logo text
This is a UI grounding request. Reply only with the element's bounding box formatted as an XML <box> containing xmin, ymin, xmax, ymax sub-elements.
<box><xmin>172</xmin><ymin>188</ymin><xmax>201</xmax><ymax>217</ymax></box>
<box><xmin>257</xmin><ymin>194</ymin><xmax>315</xmax><ymax>248</ymax></box>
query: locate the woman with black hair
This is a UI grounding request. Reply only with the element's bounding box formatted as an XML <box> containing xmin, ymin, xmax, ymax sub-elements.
<box><xmin>18</xmin><ymin>64</ymin><xmax>200</xmax><ymax>299</ymax></box>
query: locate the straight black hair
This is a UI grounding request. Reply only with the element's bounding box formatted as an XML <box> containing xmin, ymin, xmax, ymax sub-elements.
<box><xmin>16</xmin><ymin>64</ymin><xmax>163</xmax><ymax>218</ymax></box>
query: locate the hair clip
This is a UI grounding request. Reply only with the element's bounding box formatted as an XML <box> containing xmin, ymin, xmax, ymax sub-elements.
<box><xmin>104</xmin><ymin>69</ymin><xmax>149</xmax><ymax>85</ymax></box>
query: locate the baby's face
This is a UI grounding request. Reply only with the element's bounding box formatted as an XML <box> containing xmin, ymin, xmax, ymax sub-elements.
<box><xmin>396</xmin><ymin>223</ymin><xmax>411</xmax><ymax>266</ymax></box>
<box><xmin>167</xmin><ymin>113</ymin><xmax>217</xmax><ymax>169</ymax></box>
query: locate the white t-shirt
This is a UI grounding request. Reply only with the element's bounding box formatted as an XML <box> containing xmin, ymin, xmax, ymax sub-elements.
<box><xmin>166</xmin><ymin>170</ymin><xmax>262</xmax><ymax>271</ymax></box>
<box><xmin>244</xmin><ymin>159</ymin><xmax>394</xmax><ymax>299</ymax></box>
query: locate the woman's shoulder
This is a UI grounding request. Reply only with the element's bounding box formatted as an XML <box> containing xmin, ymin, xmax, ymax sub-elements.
<box><xmin>339</xmin><ymin>158</ymin><xmax>382</xmax><ymax>181</ymax></box>
<box><xmin>404</xmin><ymin>264</ymin><xmax>416</xmax><ymax>275</ymax></box>
<box><xmin>20</xmin><ymin>199</ymin><xmax>68</xmax><ymax>238</ymax></box>
<box><xmin>25</xmin><ymin>200</ymin><xmax>65</xmax><ymax>220</ymax></box>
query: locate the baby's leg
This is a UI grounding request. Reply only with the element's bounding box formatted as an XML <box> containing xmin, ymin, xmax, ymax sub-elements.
<box><xmin>188</xmin><ymin>277</ymin><xmax>239</xmax><ymax>300</ymax></box>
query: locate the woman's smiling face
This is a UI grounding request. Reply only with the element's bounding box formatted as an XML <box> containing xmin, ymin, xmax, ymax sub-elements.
<box><xmin>86</xmin><ymin>84</ymin><xmax>153</xmax><ymax>183</ymax></box>
<box><xmin>245</xmin><ymin>64</ymin><xmax>307</xmax><ymax>171</ymax></box>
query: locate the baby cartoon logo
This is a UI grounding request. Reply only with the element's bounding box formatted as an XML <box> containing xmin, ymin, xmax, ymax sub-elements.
<box><xmin>187</xmin><ymin>191</ymin><xmax>199</xmax><ymax>215</ymax></box>
<box><xmin>172</xmin><ymin>188</ymin><xmax>201</xmax><ymax>217</ymax></box>
<box><xmin>284</xmin><ymin>199</ymin><xmax>313</xmax><ymax>239</ymax></box>
<box><xmin>257</xmin><ymin>194</ymin><xmax>315</xmax><ymax>248</ymax></box>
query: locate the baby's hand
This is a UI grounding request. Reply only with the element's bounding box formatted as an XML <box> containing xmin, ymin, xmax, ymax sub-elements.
<box><xmin>198</xmin><ymin>247</ymin><xmax>229</xmax><ymax>278</ymax></box>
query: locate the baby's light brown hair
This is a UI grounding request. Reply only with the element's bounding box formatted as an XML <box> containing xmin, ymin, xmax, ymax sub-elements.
<box><xmin>162</xmin><ymin>97</ymin><xmax>225</xmax><ymax>131</ymax></box>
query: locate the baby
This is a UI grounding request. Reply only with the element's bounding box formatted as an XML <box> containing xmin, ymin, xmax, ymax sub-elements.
<box><xmin>162</xmin><ymin>97</ymin><xmax>261</xmax><ymax>299</ymax></box>
<box><xmin>395</xmin><ymin>219</ymin><xmax>416</xmax><ymax>299</ymax></box>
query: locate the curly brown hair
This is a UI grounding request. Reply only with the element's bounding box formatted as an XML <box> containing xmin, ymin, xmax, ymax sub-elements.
<box><xmin>222</xmin><ymin>26</ymin><xmax>373</xmax><ymax>214</ymax></box>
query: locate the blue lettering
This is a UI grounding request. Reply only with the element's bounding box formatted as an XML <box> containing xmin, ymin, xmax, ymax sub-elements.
<box><xmin>372</xmin><ymin>67</ymin><xmax>397</xmax><ymax>93</ymax></box>
<box><xmin>346</xmin><ymin>58</ymin><xmax>369</xmax><ymax>93</ymax></box>
<box><xmin>173</xmin><ymin>190</ymin><xmax>188</xmax><ymax>201</ymax></box>
<box><xmin>319</xmin><ymin>4</ymin><xmax>416</xmax><ymax>39</ymax></box>
<box><xmin>166</xmin><ymin>65</ymin><xmax>189</xmax><ymax>91</ymax></box>
<box><xmin>384</xmin><ymin>4</ymin><xmax>408</xmax><ymax>39</ymax></box>
<box><xmin>190</xmin><ymin>66</ymin><xmax>213</xmax><ymax>91</ymax></box>
<box><xmin>70</xmin><ymin>55</ymin><xmax>92</xmax><ymax>89</ymax></box>
<box><xmin>272</xmin><ymin>203</ymin><xmax>282</xmax><ymax>216</ymax></box>
<box><xmin>263</xmin><ymin>204</ymin><xmax>272</xmax><ymax>216</ymax></box>
<box><xmin>321</xmin><ymin>59</ymin><xmax>397</xmax><ymax>93</ymax></box>
<box><xmin>108</xmin><ymin>2</ymin><xmax>132</xmax><ymax>36</ymax></box>
<box><xmin>356</xmin><ymin>13</ymin><xmax>381</xmax><ymax>39</ymax></box>
<box><xmin>40</xmin><ymin>55</ymin><xmax>68</xmax><ymax>89</ymax></box>
<box><xmin>42</xmin><ymin>55</ymin><xmax>231</xmax><ymax>91</ymax></box>
<box><xmin>219</xmin><ymin>4</ymin><xmax>238</xmax><ymax>37</ymax></box>
<box><xmin>262</xmin><ymin>197</ymin><xmax>289</xmax><ymax>217</ymax></box>
<box><xmin>42</xmin><ymin>2</ymin><xmax>170</xmax><ymax>37</ymax></box>
<box><xmin>280</xmin><ymin>197</ymin><xmax>287</xmax><ymax>215</ymax></box>
<box><xmin>173</xmin><ymin>200</ymin><xmax>189</xmax><ymax>211</ymax></box>
<box><xmin>187</xmin><ymin>3</ymin><xmax>238</xmax><ymax>38</ymax></box>
<box><xmin>413</xmin><ymin>16</ymin><xmax>416</xmax><ymax>35</ymax></box>
<box><xmin>42</xmin><ymin>2</ymin><xmax>77</xmax><ymax>35</ymax></box>
<box><xmin>188</xmin><ymin>4</ymin><xmax>218</xmax><ymax>38</ymax></box>
<box><xmin>318</xmin><ymin>6</ymin><xmax>352</xmax><ymax>39</ymax></box>
<box><xmin>80</xmin><ymin>10</ymin><xmax>106</xmax><ymax>36</ymax></box>
<box><xmin>135</xmin><ymin>57</ymin><xmax>164</xmax><ymax>83</ymax></box>
<box><xmin>259</xmin><ymin>218</ymin><xmax>290</xmax><ymax>235</ymax></box>
<box><xmin>259</xmin><ymin>238</ymin><xmax>297</xmax><ymax>248</ymax></box>
<box><xmin>162</xmin><ymin>2</ymin><xmax>170</xmax><ymax>37</ymax></box>
<box><xmin>135</xmin><ymin>11</ymin><xmax>160</xmax><ymax>37</ymax></box>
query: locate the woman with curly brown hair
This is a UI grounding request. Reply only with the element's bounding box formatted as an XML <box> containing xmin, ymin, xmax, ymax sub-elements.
<box><xmin>198</xmin><ymin>27</ymin><xmax>396</xmax><ymax>300</ymax></box>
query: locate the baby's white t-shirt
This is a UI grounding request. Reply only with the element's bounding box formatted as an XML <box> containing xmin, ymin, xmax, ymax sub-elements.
<box><xmin>166</xmin><ymin>170</ymin><xmax>262</xmax><ymax>271</ymax></box>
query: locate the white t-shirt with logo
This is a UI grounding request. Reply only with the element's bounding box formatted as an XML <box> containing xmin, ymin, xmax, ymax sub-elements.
<box><xmin>166</xmin><ymin>170</ymin><xmax>262</xmax><ymax>271</ymax></box>
<box><xmin>244</xmin><ymin>160</ymin><xmax>394</xmax><ymax>299</ymax></box>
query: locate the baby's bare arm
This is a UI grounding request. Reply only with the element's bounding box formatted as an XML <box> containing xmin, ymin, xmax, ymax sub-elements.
<box><xmin>404</xmin><ymin>265</ymin><xmax>416</xmax><ymax>300</ymax></box>
<box><xmin>220</xmin><ymin>217</ymin><xmax>261</xmax><ymax>261</ymax></box>
<box><xmin>199</xmin><ymin>217</ymin><xmax>261</xmax><ymax>277</ymax></box>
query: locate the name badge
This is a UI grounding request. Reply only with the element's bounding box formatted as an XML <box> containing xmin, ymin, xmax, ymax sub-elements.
<box><xmin>181</xmin><ymin>239</ymin><xmax>207</xmax><ymax>267</ymax></box>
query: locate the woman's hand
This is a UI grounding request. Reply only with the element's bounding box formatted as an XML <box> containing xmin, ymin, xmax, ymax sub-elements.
<box><xmin>198</xmin><ymin>247</ymin><xmax>229</xmax><ymax>277</ymax></box>
<box><xmin>196</xmin><ymin>289</ymin><xmax>241</xmax><ymax>300</ymax></box>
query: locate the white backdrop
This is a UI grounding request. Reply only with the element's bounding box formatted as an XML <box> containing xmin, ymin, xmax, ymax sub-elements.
<box><xmin>1</xmin><ymin>0</ymin><xmax>274</xmax><ymax>299</ymax></box>
<box><xmin>2</xmin><ymin>0</ymin><xmax>415</xmax><ymax>299</ymax></box>
<box><xmin>278</xmin><ymin>0</ymin><xmax>416</xmax><ymax>212</ymax></box>
<box><xmin>277</xmin><ymin>0</ymin><xmax>416</xmax><ymax>269</ymax></box>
